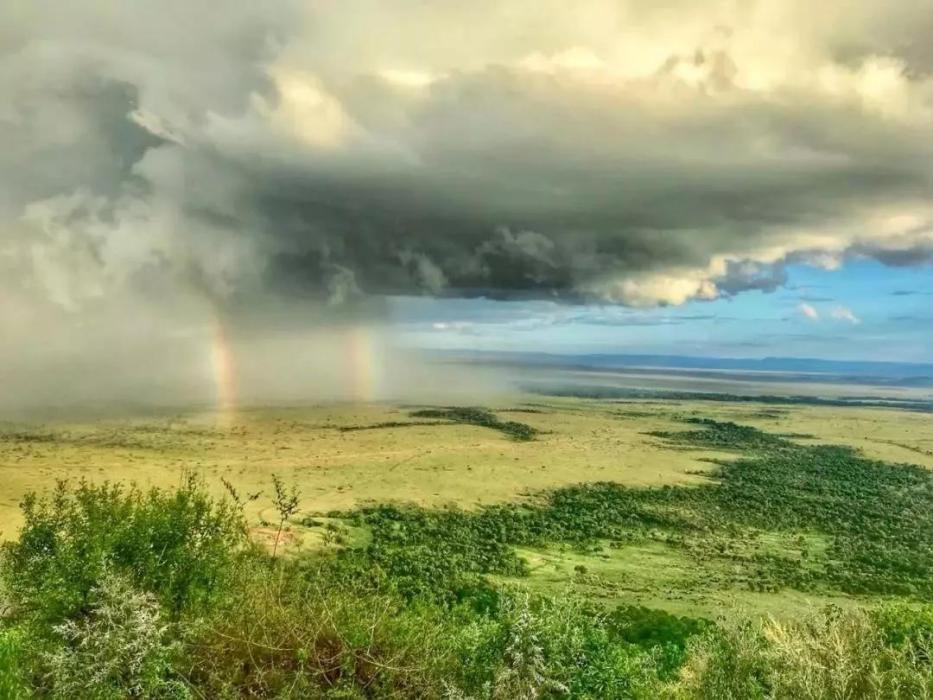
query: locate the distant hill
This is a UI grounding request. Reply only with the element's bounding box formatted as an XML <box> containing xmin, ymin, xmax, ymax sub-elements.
<box><xmin>434</xmin><ymin>350</ymin><xmax>933</xmax><ymax>386</ymax></box>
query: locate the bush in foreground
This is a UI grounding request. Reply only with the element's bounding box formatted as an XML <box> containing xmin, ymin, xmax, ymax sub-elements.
<box><xmin>0</xmin><ymin>627</ymin><xmax>27</xmax><ymax>698</ymax></box>
<box><xmin>0</xmin><ymin>478</ymin><xmax>931</xmax><ymax>698</ymax></box>
<box><xmin>1</xmin><ymin>476</ymin><xmax>247</xmax><ymax>625</ymax></box>
<box><xmin>43</xmin><ymin>572</ymin><xmax>186</xmax><ymax>699</ymax></box>
<box><xmin>675</xmin><ymin>607</ymin><xmax>933</xmax><ymax>700</ymax></box>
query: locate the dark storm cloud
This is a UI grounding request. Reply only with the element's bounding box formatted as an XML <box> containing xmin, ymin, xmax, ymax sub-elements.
<box><xmin>851</xmin><ymin>239</ymin><xmax>933</xmax><ymax>267</ymax></box>
<box><xmin>170</xmin><ymin>45</ymin><xmax>933</xmax><ymax>307</ymax></box>
<box><xmin>3</xmin><ymin>0</ymin><xmax>933</xmax><ymax>318</ymax></box>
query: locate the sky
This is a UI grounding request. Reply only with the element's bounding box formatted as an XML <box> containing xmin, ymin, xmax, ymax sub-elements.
<box><xmin>392</xmin><ymin>261</ymin><xmax>933</xmax><ymax>361</ymax></box>
<box><xmin>2</xmin><ymin>0</ymin><xmax>933</xmax><ymax>407</ymax></box>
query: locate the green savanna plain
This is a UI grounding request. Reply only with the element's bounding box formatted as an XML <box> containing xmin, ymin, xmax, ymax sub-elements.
<box><xmin>1</xmin><ymin>394</ymin><xmax>932</xmax><ymax>697</ymax></box>
<box><xmin>2</xmin><ymin>396</ymin><xmax>932</xmax><ymax>618</ymax></box>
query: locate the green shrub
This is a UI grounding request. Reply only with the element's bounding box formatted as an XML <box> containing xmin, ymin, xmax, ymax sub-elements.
<box><xmin>1</xmin><ymin>476</ymin><xmax>247</xmax><ymax>623</ymax></box>
<box><xmin>182</xmin><ymin>564</ymin><xmax>663</xmax><ymax>700</ymax></box>
<box><xmin>43</xmin><ymin>571</ymin><xmax>188</xmax><ymax>699</ymax></box>
<box><xmin>871</xmin><ymin>601</ymin><xmax>933</xmax><ymax>650</ymax></box>
<box><xmin>608</xmin><ymin>606</ymin><xmax>710</xmax><ymax>679</ymax></box>
<box><xmin>183</xmin><ymin>561</ymin><xmax>466</xmax><ymax>698</ymax></box>
<box><xmin>488</xmin><ymin>593</ymin><xmax>570</xmax><ymax>699</ymax></box>
<box><xmin>762</xmin><ymin>606</ymin><xmax>933</xmax><ymax>699</ymax></box>
<box><xmin>409</xmin><ymin>408</ymin><xmax>538</xmax><ymax>441</ymax></box>
<box><xmin>0</xmin><ymin>627</ymin><xmax>27</xmax><ymax>699</ymax></box>
<box><xmin>670</xmin><ymin>606</ymin><xmax>933</xmax><ymax>699</ymax></box>
<box><xmin>441</xmin><ymin>590</ymin><xmax>665</xmax><ymax>700</ymax></box>
<box><xmin>672</xmin><ymin>618</ymin><xmax>770</xmax><ymax>699</ymax></box>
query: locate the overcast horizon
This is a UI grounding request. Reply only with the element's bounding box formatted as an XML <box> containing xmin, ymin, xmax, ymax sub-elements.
<box><xmin>3</xmin><ymin>0</ymin><xmax>933</xmax><ymax>408</ymax></box>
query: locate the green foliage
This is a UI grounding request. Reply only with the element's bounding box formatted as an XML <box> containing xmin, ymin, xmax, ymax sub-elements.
<box><xmin>870</xmin><ymin>602</ymin><xmax>933</xmax><ymax>654</ymax></box>
<box><xmin>1</xmin><ymin>475</ymin><xmax>247</xmax><ymax>623</ymax></box>
<box><xmin>338</xmin><ymin>420</ymin><xmax>448</xmax><ymax>432</ymax></box>
<box><xmin>532</xmin><ymin>386</ymin><xmax>933</xmax><ymax>413</ymax></box>
<box><xmin>42</xmin><ymin>572</ymin><xmax>188</xmax><ymax>699</ymax></box>
<box><xmin>673</xmin><ymin>618</ymin><xmax>770</xmax><ymax>699</ymax></box>
<box><xmin>0</xmin><ymin>627</ymin><xmax>27</xmax><ymax>699</ymax></box>
<box><xmin>486</xmin><ymin>593</ymin><xmax>570</xmax><ymax>699</ymax></box>
<box><xmin>672</xmin><ymin>605</ymin><xmax>933</xmax><ymax>699</ymax></box>
<box><xmin>650</xmin><ymin>419</ymin><xmax>933</xmax><ymax>597</ymax></box>
<box><xmin>184</xmin><ymin>562</ymin><xmax>467</xmax><ymax>697</ymax></box>
<box><xmin>342</xmin><ymin>416</ymin><xmax>932</xmax><ymax>602</ymax></box>
<box><xmin>183</xmin><ymin>566</ymin><xmax>666</xmax><ymax>700</ymax></box>
<box><xmin>438</xmin><ymin>590</ymin><xmax>685</xmax><ymax>700</ymax></box>
<box><xmin>608</xmin><ymin>606</ymin><xmax>711</xmax><ymax>678</ymax></box>
<box><xmin>343</xmin><ymin>483</ymin><xmax>664</xmax><ymax>600</ymax></box>
<box><xmin>409</xmin><ymin>407</ymin><xmax>538</xmax><ymax>441</ymax></box>
<box><xmin>344</xmin><ymin>504</ymin><xmax>529</xmax><ymax>599</ymax></box>
<box><xmin>2</xmin><ymin>419</ymin><xmax>933</xmax><ymax>698</ymax></box>
<box><xmin>762</xmin><ymin>606</ymin><xmax>933</xmax><ymax>699</ymax></box>
<box><xmin>649</xmin><ymin>418</ymin><xmax>790</xmax><ymax>451</ymax></box>
<box><xmin>269</xmin><ymin>474</ymin><xmax>300</xmax><ymax>558</ymax></box>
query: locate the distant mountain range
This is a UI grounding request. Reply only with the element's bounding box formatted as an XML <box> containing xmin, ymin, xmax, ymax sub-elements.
<box><xmin>434</xmin><ymin>350</ymin><xmax>933</xmax><ymax>385</ymax></box>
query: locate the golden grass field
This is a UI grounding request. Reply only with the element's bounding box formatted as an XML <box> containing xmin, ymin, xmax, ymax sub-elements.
<box><xmin>3</xmin><ymin>395</ymin><xmax>932</xmax><ymax>619</ymax></box>
<box><xmin>2</xmin><ymin>395</ymin><xmax>931</xmax><ymax>540</ymax></box>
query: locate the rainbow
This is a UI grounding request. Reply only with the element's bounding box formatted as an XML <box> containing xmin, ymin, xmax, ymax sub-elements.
<box><xmin>344</xmin><ymin>325</ymin><xmax>382</xmax><ymax>403</ymax></box>
<box><xmin>206</xmin><ymin>316</ymin><xmax>383</xmax><ymax>417</ymax></box>
<box><xmin>210</xmin><ymin>315</ymin><xmax>237</xmax><ymax>425</ymax></box>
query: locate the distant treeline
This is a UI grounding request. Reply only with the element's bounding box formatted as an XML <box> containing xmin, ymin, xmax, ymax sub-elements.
<box><xmin>336</xmin><ymin>407</ymin><xmax>539</xmax><ymax>441</ymax></box>
<box><xmin>524</xmin><ymin>384</ymin><xmax>933</xmax><ymax>413</ymax></box>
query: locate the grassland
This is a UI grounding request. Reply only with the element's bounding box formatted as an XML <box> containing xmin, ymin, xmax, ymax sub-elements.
<box><xmin>3</xmin><ymin>395</ymin><xmax>933</xmax><ymax>618</ymax></box>
<box><xmin>2</xmin><ymin>395</ymin><xmax>931</xmax><ymax>536</ymax></box>
<box><xmin>0</xmin><ymin>398</ymin><xmax>721</xmax><ymax>537</ymax></box>
<box><xmin>2</xmin><ymin>395</ymin><xmax>932</xmax><ymax>696</ymax></box>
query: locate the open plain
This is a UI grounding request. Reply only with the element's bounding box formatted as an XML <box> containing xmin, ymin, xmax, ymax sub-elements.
<box><xmin>3</xmin><ymin>393</ymin><xmax>932</xmax><ymax>622</ymax></box>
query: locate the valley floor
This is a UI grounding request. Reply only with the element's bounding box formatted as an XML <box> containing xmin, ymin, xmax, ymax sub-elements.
<box><xmin>2</xmin><ymin>395</ymin><xmax>932</xmax><ymax>621</ymax></box>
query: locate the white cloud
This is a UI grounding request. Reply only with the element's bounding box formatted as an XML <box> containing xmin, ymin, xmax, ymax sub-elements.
<box><xmin>831</xmin><ymin>306</ymin><xmax>861</xmax><ymax>324</ymax></box>
<box><xmin>432</xmin><ymin>321</ymin><xmax>472</xmax><ymax>332</ymax></box>
<box><xmin>798</xmin><ymin>303</ymin><xmax>820</xmax><ymax>321</ymax></box>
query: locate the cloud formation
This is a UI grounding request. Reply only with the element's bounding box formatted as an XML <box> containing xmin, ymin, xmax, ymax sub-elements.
<box><xmin>831</xmin><ymin>306</ymin><xmax>862</xmax><ymax>324</ymax></box>
<box><xmin>3</xmin><ymin>0</ymin><xmax>933</xmax><ymax>411</ymax></box>
<box><xmin>4</xmin><ymin>0</ymin><xmax>933</xmax><ymax>322</ymax></box>
<box><xmin>798</xmin><ymin>303</ymin><xmax>821</xmax><ymax>321</ymax></box>
<box><xmin>797</xmin><ymin>302</ymin><xmax>862</xmax><ymax>324</ymax></box>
